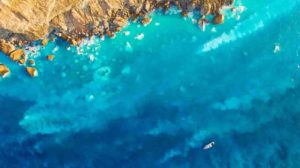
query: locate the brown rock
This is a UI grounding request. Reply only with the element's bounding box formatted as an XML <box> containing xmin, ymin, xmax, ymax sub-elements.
<box><xmin>29</xmin><ymin>59</ymin><xmax>35</xmax><ymax>65</ymax></box>
<box><xmin>113</xmin><ymin>16</ymin><xmax>128</xmax><ymax>27</ymax></box>
<box><xmin>181</xmin><ymin>11</ymin><xmax>189</xmax><ymax>17</ymax></box>
<box><xmin>0</xmin><ymin>40</ymin><xmax>15</xmax><ymax>55</ymax></box>
<box><xmin>201</xmin><ymin>3</ymin><xmax>212</xmax><ymax>15</ymax></box>
<box><xmin>0</xmin><ymin>64</ymin><xmax>10</xmax><ymax>78</ymax></box>
<box><xmin>47</xmin><ymin>55</ymin><xmax>55</xmax><ymax>61</ymax></box>
<box><xmin>41</xmin><ymin>38</ymin><xmax>49</xmax><ymax>46</ymax></box>
<box><xmin>69</xmin><ymin>38</ymin><xmax>77</xmax><ymax>46</ymax></box>
<box><xmin>213</xmin><ymin>14</ymin><xmax>225</xmax><ymax>25</ymax></box>
<box><xmin>18</xmin><ymin>59</ymin><xmax>25</xmax><ymax>65</ymax></box>
<box><xmin>141</xmin><ymin>17</ymin><xmax>152</xmax><ymax>25</ymax></box>
<box><xmin>106</xmin><ymin>29</ymin><xmax>115</xmax><ymax>38</ymax></box>
<box><xmin>9</xmin><ymin>49</ymin><xmax>26</xmax><ymax>61</ymax></box>
<box><xmin>0</xmin><ymin>0</ymin><xmax>233</xmax><ymax>44</ymax></box>
<box><xmin>26</xmin><ymin>67</ymin><xmax>38</xmax><ymax>77</ymax></box>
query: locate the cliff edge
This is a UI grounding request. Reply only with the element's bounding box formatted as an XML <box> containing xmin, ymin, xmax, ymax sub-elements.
<box><xmin>0</xmin><ymin>0</ymin><xmax>234</xmax><ymax>45</ymax></box>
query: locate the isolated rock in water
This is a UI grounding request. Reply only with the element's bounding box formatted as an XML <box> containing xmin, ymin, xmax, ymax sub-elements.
<box><xmin>29</xmin><ymin>59</ymin><xmax>35</xmax><ymax>65</ymax></box>
<box><xmin>9</xmin><ymin>49</ymin><xmax>26</xmax><ymax>61</ymax></box>
<box><xmin>0</xmin><ymin>40</ymin><xmax>15</xmax><ymax>55</ymax></box>
<box><xmin>47</xmin><ymin>55</ymin><xmax>55</xmax><ymax>61</ymax></box>
<box><xmin>213</xmin><ymin>14</ymin><xmax>225</xmax><ymax>24</ymax></box>
<box><xmin>141</xmin><ymin>17</ymin><xmax>152</xmax><ymax>25</ymax></box>
<box><xmin>0</xmin><ymin>64</ymin><xmax>10</xmax><ymax>78</ymax></box>
<box><xmin>41</xmin><ymin>38</ymin><xmax>49</xmax><ymax>46</ymax></box>
<box><xmin>26</xmin><ymin>67</ymin><xmax>38</xmax><ymax>77</ymax></box>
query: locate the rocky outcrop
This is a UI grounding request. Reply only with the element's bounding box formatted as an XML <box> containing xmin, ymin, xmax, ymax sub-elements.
<box><xmin>213</xmin><ymin>13</ymin><xmax>224</xmax><ymax>24</ymax></box>
<box><xmin>0</xmin><ymin>0</ymin><xmax>234</xmax><ymax>46</ymax></box>
<box><xmin>26</xmin><ymin>66</ymin><xmax>38</xmax><ymax>77</ymax></box>
<box><xmin>0</xmin><ymin>63</ymin><xmax>10</xmax><ymax>78</ymax></box>
<box><xmin>9</xmin><ymin>49</ymin><xmax>26</xmax><ymax>61</ymax></box>
<box><xmin>41</xmin><ymin>38</ymin><xmax>49</xmax><ymax>46</ymax></box>
<box><xmin>0</xmin><ymin>39</ymin><xmax>15</xmax><ymax>55</ymax></box>
<box><xmin>0</xmin><ymin>0</ymin><xmax>234</xmax><ymax>79</ymax></box>
<box><xmin>47</xmin><ymin>55</ymin><xmax>55</xmax><ymax>61</ymax></box>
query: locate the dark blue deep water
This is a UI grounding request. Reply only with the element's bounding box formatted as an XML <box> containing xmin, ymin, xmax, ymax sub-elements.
<box><xmin>1</xmin><ymin>0</ymin><xmax>300</xmax><ymax>167</ymax></box>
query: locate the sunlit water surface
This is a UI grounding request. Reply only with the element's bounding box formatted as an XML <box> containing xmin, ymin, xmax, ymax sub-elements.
<box><xmin>1</xmin><ymin>0</ymin><xmax>300</xmax><ymax>167</ymax></box>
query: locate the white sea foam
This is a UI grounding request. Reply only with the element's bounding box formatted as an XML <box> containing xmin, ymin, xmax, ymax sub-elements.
<box><xmin>52</xmin><ymin>46</ymin><xmax>59</xmax><ymax>53</ymax></box>
<box><xmin>125</xmin><ymin>42</ymin><xmax>133</xmax><ymax>52</ymax></box>
<box><xmin>135</xmin><ymin>33</ymin><xmax>144</xmax><ymax>40</ymax></box>
<box><xmin>198</xmin><ymin>0</ymin><xmax>298</xmax><ymax>53</ymax></box>
<box><xmin>199</xmin><ymin>19</ymin><xmax>264</xmax><ymax>53</ymax></box>
<box><xmin>124</xmin><ymin>31</ymin><xmax>130</xmax><ymax>36</ymax></box>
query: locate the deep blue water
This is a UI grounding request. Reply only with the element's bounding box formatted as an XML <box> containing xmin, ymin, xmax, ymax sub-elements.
<box><xmin>1</xmin><ymin>0</ymin><xmax>300</xmax><ymax>167</ymax></box>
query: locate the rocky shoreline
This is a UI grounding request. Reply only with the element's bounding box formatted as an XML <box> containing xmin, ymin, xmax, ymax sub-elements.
<box><xmin>0</xmin><ymin>0</ymin><xmax>234</xmax><ymax>78</ymax></box>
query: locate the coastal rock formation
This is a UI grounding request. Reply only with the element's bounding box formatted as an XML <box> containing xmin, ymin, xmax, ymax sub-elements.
<box><xmin>0</xmin><ymin>40</ymin><xmax>15</xmax><ymax>55</ymax></box>
<box><xmin>0</xmin><ymin>63</ymin><xmax>10</xmax><ymax>78</ymax></box>
<box><xmin>26</xmin><ymin>66</ymin><xmax>38</xmax><ymax>77</ymax></box>
<box><xmin>0</xmin><ymin>0</ymin><xmax>234</xmax><ymax>46</ymax></box>
<box><xmin>41</xmin><ymin>39</ymin><xmax>49</xmax><ymax>46</ymax></box>
<box><xmin>213</xmin><ymin>13</ymin><xmax>224</xmax><ymax>24</ymax></box>
<box><xmin>9</xmin><ymin>49</ymin><xmax>26</xmax><ymax>61</ymax></box>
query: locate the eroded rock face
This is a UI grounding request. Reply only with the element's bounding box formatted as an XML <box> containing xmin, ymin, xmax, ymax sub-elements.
<box><xmin>0</xmin><ymin>0</ymin><xmax>234</xmax><ymax>44</ymax></box>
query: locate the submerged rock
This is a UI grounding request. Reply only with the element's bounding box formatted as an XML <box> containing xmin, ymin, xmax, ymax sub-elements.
<box><xmin>0</xmin><ymin>64</ymin><xmax>10</xmax><ymax>78</ymax></box>
<box><xmin>29</xmin><ymin>59</ymin><xmax>35</xmax><ymax>66</ymax></box>
<box><xmin>26</xmin><ymin>67</ymin><xmax>38</xmax><ymax>77</ymax></box>
<box><xmin>47</xmin><ymin>55</ymin><xmax>55</xmax><ymax>61</ymax></box>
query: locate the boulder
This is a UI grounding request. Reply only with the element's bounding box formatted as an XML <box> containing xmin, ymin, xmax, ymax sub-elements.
<box><xmin>0</xmin><ymin>64</ymin><xmax>10</xmax><ymax>78</ymax></box>
<box><xmin>29</xmin><ymin>59</ymin><xmax>35</xmax><ymax>65</ymax></box>
<box><xmin>141</xmin><ymin>17</ymin><xmax>152</xmax><ymax>25</ymax></box>
<box><xmin>18</xmin><ymin>59</ymin><xmax>25</xmax><ymax>65</ymax></box>
<box><xmin>41</xmin><ymin>38</ymin><xmax>49</xmax><ymax>46</ymax></box>
<box><xmin>47</xmin><ymin>55</ymin><xmax>55</xmax><ymax>61</ymax></box>
<box><xmin>213</xmin><ymin>14</ymin><xmax>224</xmax><ymax>24</ymax></box>
<box><xmin>69</xmin><ymin>38</ymin><xmax>77</xmax><ymax>46</ymax></box>
<box><xmin>181</xmin><ymin>11</ymin><xmax>189</xmax><ymax>17</ymax></box>
<box><xmin>26</xmin><ymin>67</ymin><xmax>38</xmax><ymax>77</ymax></box>
<box><xmin>9</xmin><ymin>49</ymin><xmax>26</xmax><ymax>61</ymax></box>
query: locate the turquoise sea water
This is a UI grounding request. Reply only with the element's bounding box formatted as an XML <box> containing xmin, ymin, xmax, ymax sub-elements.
<box><xmin>1</xmin><ymin>0</ymin><xmax>300</xmax><ymax>167</ymax></box>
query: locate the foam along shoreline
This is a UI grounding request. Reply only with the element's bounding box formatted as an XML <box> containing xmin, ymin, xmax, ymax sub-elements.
<box><xmin>0</xmin><ymin>0</ymin><xmax>235</xmax><ymax>78</ymax></box>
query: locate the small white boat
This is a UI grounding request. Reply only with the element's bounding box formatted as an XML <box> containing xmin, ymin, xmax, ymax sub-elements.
<box><xmin>274</xmin><ymin>44</ymin><xmax>280</xmax><ymax>53</ymax></box>
<box><xmin>203</xmin><ymin>141</ymin><xmax>215</xmax><ymax>150</ymax></box>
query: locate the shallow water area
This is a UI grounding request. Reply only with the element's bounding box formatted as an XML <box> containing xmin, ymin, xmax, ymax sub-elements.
<box><xmin>1</xmin><ymin>0</ymin><xmax>300</xmax><ymax>167</ymax></box>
